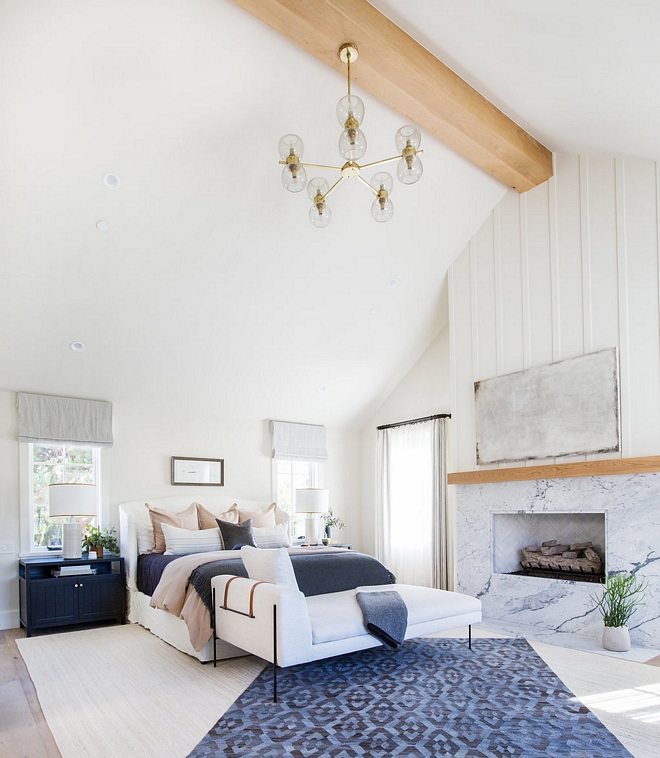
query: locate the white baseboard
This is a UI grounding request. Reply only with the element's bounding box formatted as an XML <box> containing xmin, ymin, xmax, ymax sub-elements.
<box><xmin>0</xmin><ymin>608</ymin><xmax>20</xmax><ymax>630</ymax></box>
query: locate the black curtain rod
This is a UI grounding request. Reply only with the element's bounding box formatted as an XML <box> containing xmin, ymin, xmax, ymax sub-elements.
<box><xmin>377</xmin><ymin>413</ymin><xmax>451</xmax><ymax>431</ymax></box>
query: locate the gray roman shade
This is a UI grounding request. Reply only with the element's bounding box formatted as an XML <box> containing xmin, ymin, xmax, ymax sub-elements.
<box><xmin>18</xmin><ymin>392</ymin><xmax>113</xmax><ymax>447</ymax></box>
<box><xmin>270</xmin><ymin>421</ymin><xmax>328</xmax><ymax>462</ymax></box>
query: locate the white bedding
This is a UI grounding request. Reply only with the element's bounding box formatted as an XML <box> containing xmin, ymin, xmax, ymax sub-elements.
<box><xmin>119</xmin><ymin>495</ymin><xmax>289</xmax><ymax>662</ymax></box>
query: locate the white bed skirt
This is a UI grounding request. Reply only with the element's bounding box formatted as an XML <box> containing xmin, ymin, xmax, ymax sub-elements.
<box><xmin>128</xmin><ymin>588</ymin><xmax>246</xmax><ymax>663</ymax></box>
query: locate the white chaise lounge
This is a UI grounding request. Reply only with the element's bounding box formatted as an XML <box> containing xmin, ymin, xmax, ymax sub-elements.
<box><xmin>212</xmin><ymin>573</ymin><xmax>482</xmax><ymax>701</ymax></box>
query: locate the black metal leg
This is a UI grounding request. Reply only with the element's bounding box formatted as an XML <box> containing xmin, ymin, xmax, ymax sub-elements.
<box><xmin>212</xmin><ymin>587</ymin><xmax>217</xmax><ymax>668</ymax></box>
<box><xmin>468</xmin><ymin>624</ymin><xmax>472</xmax><ymax>650</ymax></box>
<box><xmin>273</xmin><ymin>604</ymin><xmax>278</xmax><ymax>703</ymax></box>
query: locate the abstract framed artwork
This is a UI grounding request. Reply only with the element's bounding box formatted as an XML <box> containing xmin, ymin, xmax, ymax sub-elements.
<box><xmin>474</xmin><ymin>348</ymin><xmax>620</xmax><ymax>464</ymax></box>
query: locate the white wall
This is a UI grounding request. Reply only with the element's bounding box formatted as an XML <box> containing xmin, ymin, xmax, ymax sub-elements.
<box><xmin>450</xmin><ymin>153</ymin><xmax>660</xmax><ymax>471</ymax></box>
<box><xmin>0</xmin><ymin>392</ymin><xmax>20</xmax><ymax>629</ymax></box>
<box><xmin>0</xmin><ymin>396</ymin><xmax>360</xmax><ymax>629</ymax></box>
<box><xmin>360</xmin><ymin>328</ymin><xmax>452</xmax><ymax>557</ymax></box>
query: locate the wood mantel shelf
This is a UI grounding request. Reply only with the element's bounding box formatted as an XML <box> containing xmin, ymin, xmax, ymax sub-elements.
<box><xmin>447</xmin><ymin>455</ymin><xmax>660</xmax><ymax>485</ymax></box>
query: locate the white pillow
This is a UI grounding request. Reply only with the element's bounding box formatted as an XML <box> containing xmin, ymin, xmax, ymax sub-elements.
<box><xmin>252</xmin><ymin>522</ymin><xmax>290</xmax><ymax>549</ymax></box>
<box><xmin>240</xmin><ymin>545</ymin><xmax>298</xmax><ymax>590</ymax></box>
<box><xmin>136</xmin><ymin>520</ymin><xmax>155</xmax><ymax>554</ymax></box>
<box><xmin>161</xmin><ymin>523</ymin><xmax>222</xmax><ymax>555</ymax></box>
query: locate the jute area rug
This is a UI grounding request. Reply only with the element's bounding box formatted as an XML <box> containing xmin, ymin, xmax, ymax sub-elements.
<box><xmin>16</xmin><ymin>624</ymin><xmax>264</xmax><ymax>758</ymax></box>
<box><xmin>189</xmin><ymin>637</ymin><xmax>633</xmax><ymax>757</ymax></box>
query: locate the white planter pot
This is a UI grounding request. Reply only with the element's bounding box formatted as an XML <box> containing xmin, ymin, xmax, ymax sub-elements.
<box><xmin>602</xmin><ymin>625</ymin><xmax>631</xmax><ymax>652</ymax></box>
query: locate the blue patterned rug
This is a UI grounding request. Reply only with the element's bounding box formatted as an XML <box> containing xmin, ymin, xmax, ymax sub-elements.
<box><xmin>188</xmin><ymin>638</ymin><xmax>633</xmax><ymax>757</ymax></box>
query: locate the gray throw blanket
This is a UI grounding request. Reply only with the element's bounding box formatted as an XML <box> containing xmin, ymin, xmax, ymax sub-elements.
<box><xmin>356</xmin><ymin>590</ymin><xmax>408</xmax><ymax>649</ymax></box>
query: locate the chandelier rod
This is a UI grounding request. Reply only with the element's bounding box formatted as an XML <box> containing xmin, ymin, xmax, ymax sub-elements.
<box><xmin>357</xmin><ymin>174</ymin><xmax>379</xmax><ymax>196</ymax></box>
<box><xmin>347</xmin><ymin>48</ymin><xmax>351</xmax><ymax>97</ymax></box>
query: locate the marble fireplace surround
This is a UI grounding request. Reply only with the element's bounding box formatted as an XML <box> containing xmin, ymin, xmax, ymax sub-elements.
<box><xmin>455</xmin><ymin>473</ymin><xmax>660</xmax><ymax>648</ymax></box>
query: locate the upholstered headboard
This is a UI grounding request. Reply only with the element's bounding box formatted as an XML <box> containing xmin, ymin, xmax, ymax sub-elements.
<box><xmin>118</xmin><ymin>496</ymin><xmax>288</xmax><ymax>592</ymax></box>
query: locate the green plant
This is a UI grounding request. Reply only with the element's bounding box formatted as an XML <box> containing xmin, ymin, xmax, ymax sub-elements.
<box><xmin>322</xmin><ymin>508</ymin><xmax>346</xmax><ymax>531</ymax></box>
<box><xmin>591</xmin><ymin>572</ymin><xmax>647</xmax><ymax>628</ymax></box>
<box><xmin>82</xmin><ymin>525</ymin><xmax>119</xmax><ymax>554</ymax></box>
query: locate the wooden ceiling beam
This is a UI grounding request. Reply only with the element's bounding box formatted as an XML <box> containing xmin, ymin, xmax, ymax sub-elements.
<box><xmin>229</xmin><ymin>0</ymin><xmax>553</xmax><ymax>192</ymax></box>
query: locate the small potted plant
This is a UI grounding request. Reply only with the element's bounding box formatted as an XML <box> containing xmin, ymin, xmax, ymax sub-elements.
<box><xmin>591</xmin><ymin>572</ymin><xmax>647</xmax><ymax>652</ymax></box>
<box><xmin>321</xmin><ymin>508</ymin><xmax>346</xmax><ymax>543</ymax></box>
<box><xmin>82</xmin><ymin>526</ymin><xmax>120</xmax><ymax>558</ymax></box>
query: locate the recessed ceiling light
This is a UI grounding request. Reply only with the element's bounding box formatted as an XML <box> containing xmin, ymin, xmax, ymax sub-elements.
<box><xmin>70</xmin><ymin>342</ymin><xmax>85</xmax><ymax>352</ymax></box>
<box><xmin>103</xmin><ymin>173</ymin><xmax>120</xmax><ymax>190</ymax></box>
<box><xmin>96</xmin><ymin>221</ymin><xmax>109</xmax><ymax>232</ymax></box>
<box><xmin>370</xmin><ymin>307</ymin><xmax>379</xmax><ymax>315</ymax></box>
<box><xmin>318</xmin><ymin>384</ymin><xmax>327</xmax><ymax>392</ymax></box>
<box><xmin>388</xmin><ymin>278</ymin><xmax>399</xmax><ymax>289</ymax></box>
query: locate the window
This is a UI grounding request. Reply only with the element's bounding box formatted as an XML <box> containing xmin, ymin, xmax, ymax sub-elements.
<box><xmin>28</xmin><ymin>442</ymin><xmax>101</xmax><ymax>550</ymax></box>
<box><xmin>275</xmin><ymin>459</ymin><xmax>321</xmax><ymax>537</ymax></box>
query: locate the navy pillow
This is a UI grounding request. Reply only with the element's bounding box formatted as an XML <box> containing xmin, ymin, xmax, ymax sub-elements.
<box><xmin>216</xmin><ymin>518</ymin><xmax>256</xmax><ymax>550</ymax></box>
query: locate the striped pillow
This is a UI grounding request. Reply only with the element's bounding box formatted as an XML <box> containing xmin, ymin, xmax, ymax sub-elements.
<box><xmin>161</xmin><ymin>523</ymin><xmax>222</xmax><ymax>555</ymax></box>
<box><xmin>253</xmin><ymin>522</ymin><xmax>290</xmax><ymax>549</ymax></box>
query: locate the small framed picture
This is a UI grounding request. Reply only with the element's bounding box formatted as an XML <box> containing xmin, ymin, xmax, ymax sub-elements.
<box><xmin>171</xmin><ymin>457</ymin><xmax>224</xmax><ymax>486</ymax></box>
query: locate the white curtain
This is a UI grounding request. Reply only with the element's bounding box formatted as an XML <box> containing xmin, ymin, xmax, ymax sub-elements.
<box><xmin>377</xmin><ymin>417</ymin><xmax>449</xmax><ymax>588</ymax></box>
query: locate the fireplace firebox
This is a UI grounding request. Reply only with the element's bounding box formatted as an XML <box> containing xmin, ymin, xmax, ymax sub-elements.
<box><xmin>492</xmin><ymin>512</ymin><xmax>606</xmax><ymax>584</ymax></box>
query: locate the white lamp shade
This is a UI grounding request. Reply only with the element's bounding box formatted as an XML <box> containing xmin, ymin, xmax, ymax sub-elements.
<box><xmin>48</xmin><ymin>483</ymin><xmax>97</xmax><ymax>517</ymax></box>
<box><xmin>295</xmin><ymin>488</ymin><xmax>329</xmax><ymax>514</ymax></box>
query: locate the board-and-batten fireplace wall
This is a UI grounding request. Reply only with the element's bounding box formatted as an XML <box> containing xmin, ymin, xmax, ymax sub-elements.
<box><xmin>448</xmin><ymin>153</ymin><xmax>660</xmax><ymax>648</ymax></box>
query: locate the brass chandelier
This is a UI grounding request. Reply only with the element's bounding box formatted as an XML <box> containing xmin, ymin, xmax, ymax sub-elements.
<box><xmin>278</xmin><ymin>43</ymin><xmax>424</xmax><ymax>227</ymax></box>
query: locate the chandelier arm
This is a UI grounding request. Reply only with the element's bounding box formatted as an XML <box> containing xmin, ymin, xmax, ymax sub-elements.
<box><xmin>321</xmin><ymin>175</ymin><xmax>346</xmax><ymax>201</ymax></box>
<box><xmin>360</xmin><ymin>150</ymin><xmax>425</xmax><ymax>171</ymax></box>
<box><xmin>298</xmin><ymin>162</ymin><xmax>344</xmax><ymax>171</ymax></box>
<box><xmin>357</xmin><ymin>174</ymin><xmax>379</xmax><ymax>196</ymax></box>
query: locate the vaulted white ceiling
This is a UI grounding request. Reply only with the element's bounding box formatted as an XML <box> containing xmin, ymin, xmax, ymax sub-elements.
<box><xmin>2</xmin><ymin>1</ymin><xmax>655</xmax><ymax>429</ymax></box>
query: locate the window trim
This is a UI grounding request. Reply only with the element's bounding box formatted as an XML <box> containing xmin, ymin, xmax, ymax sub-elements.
<box><xmin>20</xmin><ymin>441</ymin><xmax>103</xmax><ymax>555</ymax></box>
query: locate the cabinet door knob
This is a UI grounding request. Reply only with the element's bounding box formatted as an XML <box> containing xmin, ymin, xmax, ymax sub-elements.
<box><xmin>79</xmin><ymin>583</ymin><xmax>83</xmax><ymax>587</ymax></box>
<box><xmin>74</xmin><ymin>584</ymin><xmax>78</xmax><ymax>588</ymax></box>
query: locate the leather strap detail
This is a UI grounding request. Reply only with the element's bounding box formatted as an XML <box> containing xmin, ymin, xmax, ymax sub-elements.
<box><xmin>249</xmin><ymin>581</ymin><xmax>267</xmax><ymax>618</ymax></box>
<box><xmin>222</xmin><ymin>576</ymin><xmax>241</xmax><ymax>610</ymax></box>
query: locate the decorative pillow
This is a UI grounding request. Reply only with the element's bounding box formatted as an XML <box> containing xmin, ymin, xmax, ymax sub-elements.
<box><xmin>216</xmin><ymin>518</ymin><xmax>256</xmax><ymax>550</ymax></box>
<box><xmin>135</xmin><ymin>520</ymin><xmax>155</xmax><ymax>554</ymax></box>
<box><xmin>253</xmin><ymin>522</ymin><xmax>290</xmax><ymax>549</ymax></box>
<box><xmin>146</xmin><ymin>502</ymin><xmax>198</xmax><ymax>554</ymax></box>
<box><xmin>237</xmin><ymin>502</ymin><xmax>277</xmax><ymax>528</ymax></box>
<box><xmin>161</xmin><ymin>523</ymin><xmax>222</xmax><ymax>555</ymax></box>
<box><xmin>240</xmin><ymin>545</ymin><xmax>299</xmax><ymax>590</ymax></box>
<box><xmin>197</xmin><ymin>502</ymin><xmax>238</xmax><ymax>530</ymax></box>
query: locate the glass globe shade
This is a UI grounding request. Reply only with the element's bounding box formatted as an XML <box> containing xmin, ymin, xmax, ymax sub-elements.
<box><xmin>371</xmin><ymin>171</ymin><xmax>393</xmax><ymax>194</ymax></box>
<box><xmin>338</xmin><ymin>128</ymin><xmax>367</xmax><ymax>161</ymax></box>
<box><xmin>336</xmin><ymin>95</ymin><xmax>365</xmax><ymax>128</ymax></box>
<box><xmin>397</xmin><ymin>155</ymin><xmax>423</xmax><ymax>185</ymax></box>
<box><xmin>278</xmin><ymin>134</ymin><xmax>304</xmax><ymax>161</ymax></box>
<box><xmin>281</xmin><ymin>163</ymin><xmax>307</xmax><ymax>192</ymax></box>
<box><xmin>371</xmin><ymin>196</ymin><xmax>394</xmax><ymax>223</ymax></box>
<box><xmin>309</xmin><ymin>202</ymin><xmax>332</xmax><ymax>228</ymax></box>
<box><xmin>307</xmin><ymin>177</ymin><xmax>330</xmax><ymax>202</ymax></box>
<box><xmin>395</xmin><ymin>125</ymin><xmax>421</xmax><ymax>153</ymax></box>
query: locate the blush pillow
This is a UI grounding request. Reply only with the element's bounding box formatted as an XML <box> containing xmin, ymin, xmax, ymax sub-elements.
<box><xmin>237</xmin><ymin>502</ymin><xmax>277</xmax><ymax>527</ymax></box>
<box><xmin>146</xmin><ymin>502</ymin><xmax>198</xmax><ymax>554</ymax></box>
<box><xmin>197</xmin><ymin>502</ymin><xmax>238</xmax><ymax>530</ymax></box>
<box><xmin>161</xmin><ymin>523</ymin><xmax>222</xmax><ymax>555</ymax></box>
<box><xmin>240</xmin><ymin>545</ymin><xmax>299</xmax><ymax>590</ymax></box>
<box><xmin>216</xmin><ymin>518</ymin><xmax>257</xmax><ymax>550</ymax></box>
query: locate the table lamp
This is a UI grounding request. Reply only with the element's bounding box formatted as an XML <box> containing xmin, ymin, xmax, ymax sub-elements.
<box><xmin>48</xmin><ymin>483</ymin><xmax>98</xmax><ymax>559</ymax></box>
<box><xmin>295</xmin><ymin>488</ymin><xmax>329</xmax><ymax>545</ymax></box>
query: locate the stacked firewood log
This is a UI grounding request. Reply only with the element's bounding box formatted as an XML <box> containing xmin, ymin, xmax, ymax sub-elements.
<box><xmin>520</xmin><ymin>540</ymin><xmax>602</xmax><ymax>574</ymax></box>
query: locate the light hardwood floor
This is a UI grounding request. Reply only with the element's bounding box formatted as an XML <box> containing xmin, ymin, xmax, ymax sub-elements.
<box><xmin>0</xmin><ymin>629</ymin><xmax>62</xmax><ymax>758</ymax></box>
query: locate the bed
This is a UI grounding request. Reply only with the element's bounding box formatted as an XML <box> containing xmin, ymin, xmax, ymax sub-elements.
<box><xmin>118</xmin><ymin>496</ymin><xmax>395</xmax><ymax>662</ymax></box>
